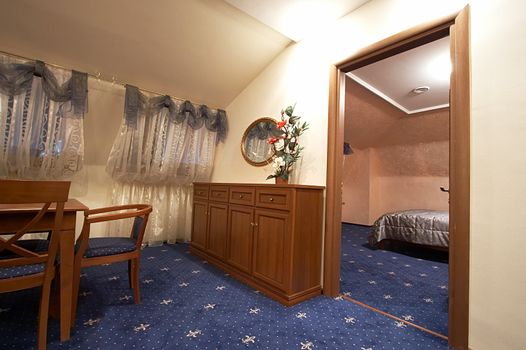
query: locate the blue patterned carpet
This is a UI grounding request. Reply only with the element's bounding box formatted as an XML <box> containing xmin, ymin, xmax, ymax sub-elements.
<box><xmin>340</xmin><ymin>224</ymin><xmax>449</xmax><ymax>336</ymax></box>
<box><xmin>0</xmin><ymin>243</ymin><xmax>448</xmax><ymax>349</ymax></box>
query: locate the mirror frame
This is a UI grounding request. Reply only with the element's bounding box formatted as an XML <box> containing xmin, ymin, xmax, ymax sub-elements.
<box><xmin>240</xmin><ymin>117</ymin><xmax>277</xmax><ymax>167</ymax></box>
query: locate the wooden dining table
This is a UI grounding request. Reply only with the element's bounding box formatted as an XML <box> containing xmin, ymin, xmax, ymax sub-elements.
<box><xmin>0</xmin><ymin>199</ymin><xmax>88</xmax><ymax>342</ymax></box>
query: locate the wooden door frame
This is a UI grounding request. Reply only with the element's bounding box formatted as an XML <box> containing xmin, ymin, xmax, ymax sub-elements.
<box><xmin>323</xmin><ymin>6</ymin><xmax>470</xmax><ymax>349</ymax></box>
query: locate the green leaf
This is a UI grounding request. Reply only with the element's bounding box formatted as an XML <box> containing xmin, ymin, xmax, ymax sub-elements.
<box><xmin>288</xmin><ymin>116</ymin><xmax>298</xmax><ymax>124</ymax></box>
<box><xmin>284</xmin><ymin>105</ymin><xmax>294</xmax><ymax>117</ymax></box>
<box><xmin>266</xmin><ymin>174</ymin><xmax>276</xmax><ymax>180</ymax></box>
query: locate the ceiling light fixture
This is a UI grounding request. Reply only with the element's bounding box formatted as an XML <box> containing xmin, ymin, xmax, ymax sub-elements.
<box><xmin>412</xmin><ymin>86</ymin><xmax>430</xmax><ymax>94</ymax></box>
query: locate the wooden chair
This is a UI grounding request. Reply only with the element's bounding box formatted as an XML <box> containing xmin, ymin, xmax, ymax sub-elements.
<box><xmin>71</xmin><ymin>204</ymin><xmax>152</xmax><ymax>321</ymax></box>
<box><xmin>0</xmin><ymin>180</ymin><xmax>70</xmax><ymax>350</ymax></box>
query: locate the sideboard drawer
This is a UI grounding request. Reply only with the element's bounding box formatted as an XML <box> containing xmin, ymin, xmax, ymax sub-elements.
<box><xmin>229</xmin><ymin>186</ymin><xmax>255</xmax><ymax>206</ymax></box>
<box><xmin>255</xmin><ymin>188</ymin><xmax>291</xmax><ymax>210</ymax></box>
<box><xmin>210</xmin><ymin>185</ymin><xmax>229</xmax><ymax>202</ymax></box>
<box><xmin>194</xmin><ymin>184</ymin><xmax>209</xmax><ymax>200</ymax></box>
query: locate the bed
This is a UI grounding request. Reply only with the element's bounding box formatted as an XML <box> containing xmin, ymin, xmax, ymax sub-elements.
<box><xmin>368</xmin><ymin>209</ymin><xmax>449</xmax><ymax>249</ymax></box>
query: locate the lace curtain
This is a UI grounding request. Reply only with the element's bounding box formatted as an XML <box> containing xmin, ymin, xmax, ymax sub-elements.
<box><xmin>0</xmin><ymin>55</ymin><xmax>88</xmax><ymax>181</ymax></box>
<box><xmin>106</xmin><ymin>86</ymin><xmax>228</xmax><ymax>245</ymax></box>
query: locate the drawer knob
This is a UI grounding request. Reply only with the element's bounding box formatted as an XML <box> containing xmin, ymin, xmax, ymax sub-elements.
<box><xmin>269</xmin><ymin>197</ymin><xmax>274</xmax><ymax>202</ymax></box>
<box><xmin>239</xmin><ymin>195</ymin><xmax>244</xmax><ymax>199</ymax></box>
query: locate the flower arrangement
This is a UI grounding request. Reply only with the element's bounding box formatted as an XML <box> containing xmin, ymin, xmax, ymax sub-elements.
<box><xmin>266</xmin><ymin>105</ymin><xmax>309</xmax><ymax>182</ymax></box>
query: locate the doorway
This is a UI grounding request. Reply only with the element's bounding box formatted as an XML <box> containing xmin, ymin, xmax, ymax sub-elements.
<box><xmin>323</xmin><ymin>7</ymin><xmax>470</xmax><ymax>349</ymax></box>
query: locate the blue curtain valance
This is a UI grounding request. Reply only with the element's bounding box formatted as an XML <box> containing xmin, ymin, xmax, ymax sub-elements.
<box><xmin>0</xmin><ymin>60</ymin><xmax>88</xmax><ymax>116</ymax></box>
<box><xmin>124</xmin><ymin>85</ymin><xmax>228</xmax><ymax>143</ymax></box>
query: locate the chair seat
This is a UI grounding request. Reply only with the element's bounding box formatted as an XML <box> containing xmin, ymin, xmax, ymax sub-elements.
<box><xmin>83</xmin><ymin>237</ymin><xmax>137</xmax><ymax>258</ymax></box>
<box><xmin>0</xmin><ymin>263</ymin><xmax>45</xmax><ymax>279</ymax></box>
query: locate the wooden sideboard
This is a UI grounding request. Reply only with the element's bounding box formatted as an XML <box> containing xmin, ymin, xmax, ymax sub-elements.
<box><xmin>190</xmin><ymin>182</ymin><xmax>324</xmax><ymax>306</ymax></box>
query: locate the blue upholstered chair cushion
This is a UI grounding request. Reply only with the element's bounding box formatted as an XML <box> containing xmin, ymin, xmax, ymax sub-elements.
<box><xmin>0</xmin><ymin>263</ymin><xmax>45</xmax><ymax>279</ymax></box>
<box><xmin>83</xmin><ymin>237</ymin><xmax>137</xmax><ymax>258</ymax></box>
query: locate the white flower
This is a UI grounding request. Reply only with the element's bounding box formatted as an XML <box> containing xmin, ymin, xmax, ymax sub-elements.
<box><xmin>274</xmin><ymin>138</ymin><xmax>285</xmax><ymax>151</ymax></box>
<box><xmin>272</xmin><ymin>157</ymin><xmax>285</xmax><ymax>169</ymax></box>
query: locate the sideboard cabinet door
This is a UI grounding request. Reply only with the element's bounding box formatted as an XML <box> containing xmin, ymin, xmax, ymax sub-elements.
<box><xmin>227</xmin><ymin>205</ymin><xmax>254</xmax><ymax>274</ymax></box>
<box><xmin>206</xmin><ymin>203</ymin><xmax>228</xmax><ymax>259</ymax></box>
<box><xmin>191</xmin><ymin>200</ymin><xmax>208</xmax><ymax>250</ymax></box>
<box><xmin>252</xmin><ymin>208</ymin><xmax>291</xmax><ymax>291</ymax></box>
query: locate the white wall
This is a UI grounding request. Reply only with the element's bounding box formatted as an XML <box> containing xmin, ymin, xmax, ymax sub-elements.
<box><xmin>212</xmin><ymin>0</ymin><xmax>526</xmax><ymax>349</ymax></box>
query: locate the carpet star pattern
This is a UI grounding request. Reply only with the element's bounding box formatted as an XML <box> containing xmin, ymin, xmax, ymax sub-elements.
<box><xmin>0</xmin><ymin>242</ymin><xmax>449</xmax><ymax>349</ymax></box>
<box><xmin>340</xmin><ymin>223</ymin><xmax>449</xmax><ymax>336</ymax></box>
<box><xmin>186</xmin><ymin>329</ymin><xmax>202</xmax><ymax>338</ymax></box>
<box><xmin>83</xmin><ymin>318</ymin><xmax>100</xmax><ymax>326</ymax></box>
<box><xmin>134</xmin><ymin>323</ymin><xmax>150</xmax><ymax>332</ymax></box>
<box><xmin>394</xmin><ymin>321</ymin><xmax>407</xmax><ymax>328</ymax></box>
<box><xmin>241</xmin><ymin>335</ymin><xmax>256</xmax><ymax>344</ymax></box>
<box><xmin>249</xmin><ymin>307</ymin><xmax>260</xmax><ymax>315</ymax></box>
<box><xmin>345</xmin><ymin>316</ymin><xmax>356</xmax><ymax>325</ymax></box>
<box><xmin>300</xmin><ymin>341</ymin><xmax>314</xmax><ymax>350</ymax></box>
<box><xmin>203</xmin><ymin>303</ymin><xmax>216</xmax><ymax>310</ymax></box>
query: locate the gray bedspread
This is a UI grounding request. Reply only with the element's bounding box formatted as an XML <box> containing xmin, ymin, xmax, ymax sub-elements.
<box><xmin>368</xmin><ymin>210</ymin><xmax>449</xmax><ymax>248</ymax></box>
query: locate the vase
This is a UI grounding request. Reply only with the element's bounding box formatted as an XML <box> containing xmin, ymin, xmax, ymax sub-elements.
<box><xmin>275</xmin><ymin>177</ymin><xmax>288</xmax><ymax>185</ymax></box>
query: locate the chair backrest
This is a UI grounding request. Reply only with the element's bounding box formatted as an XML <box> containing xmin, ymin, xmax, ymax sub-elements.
<box><xmin>0</xmin><ymin>180</ymin><xmax>70</xmax><ymax>273</ymax></box>
<box><xmin>79</xmin><ymin>204</ymin><xmax>152</xmax><ymax>250</ymax></box>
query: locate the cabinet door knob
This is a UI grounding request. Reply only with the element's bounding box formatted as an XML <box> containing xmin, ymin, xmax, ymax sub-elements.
<box><xmin>269</xmin><ymin>197</ymin><xmax>274</xmax><ymax>202</ymax></box>
<box><xmin>239</xmin><ymin>194</ymin><xmax>244</xmax><ymax>199</ymax></box>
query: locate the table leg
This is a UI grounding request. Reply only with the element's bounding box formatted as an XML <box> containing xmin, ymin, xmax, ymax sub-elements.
<box><xmin>59</xmin><ymin>228</ymin><xmax>74</xmax><ymax>341</ymax></box>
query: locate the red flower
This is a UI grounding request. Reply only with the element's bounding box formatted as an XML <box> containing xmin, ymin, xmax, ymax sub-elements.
<box><xmin>277</xmin><ymin>120</ymin><xmax>286</xmax><ymax>129</ymax></box>
<box><xmin>268</xmin><ymin>137</ymin><xmax>278</xmax><ymax>144</ymax></box>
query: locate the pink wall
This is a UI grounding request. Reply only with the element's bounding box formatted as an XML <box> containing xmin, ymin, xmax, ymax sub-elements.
<box><xmin>342</xmin><ymin>77</ymin><xmax>449</xmax><ymax>225</ymax></box>
<box><xmin>341</xmin><ymin>149</ymin><xmax>371</xmax><ymax>225</ymax></box>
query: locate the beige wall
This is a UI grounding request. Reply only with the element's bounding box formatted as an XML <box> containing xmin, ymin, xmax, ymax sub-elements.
<box><xmin>469</xmin><ymin>1</ymin><xmax>526</xmax><ymax>349</ymax></box>
<box><xmin>342</xmin><ymin>144</ymin><xmax>449</xmax><ymax>225</ymax></box>
<box><xmin>341</xmin><ymin>149</ymin><xmax>371</xmax><ymax>224</ymax></box>
<box><xmin>70</xmin><ymin>80</ymin><xmax>124</xmax><ymax>235</ymax></box>
<box><xmin>213</xmin><ymin>0</ymin><xmax>526</xmax><ymax>348</ymax></box>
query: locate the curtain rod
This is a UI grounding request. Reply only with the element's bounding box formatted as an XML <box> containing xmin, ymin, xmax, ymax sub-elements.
<box><xmin>0</xmin><ymin>49</ymin><xmax>223</xmax><ymax>109</ymax></box>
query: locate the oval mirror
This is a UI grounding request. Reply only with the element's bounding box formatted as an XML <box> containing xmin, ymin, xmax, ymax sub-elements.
<box><xmin>241</xmin><ymin>117</ymin><xmax>279</xmax><ymax>166</ymax></box>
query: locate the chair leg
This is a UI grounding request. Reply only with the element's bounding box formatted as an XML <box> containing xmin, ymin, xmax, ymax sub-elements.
<box><xmin>71</xmin><ymin>258</ymin><xmax>83</xmax><ymax>323</ymax></box>
<box><xmin>37</xmin><ymin>273</ymin><xmax>53</xmax><ymax>350</ymax></box>
<box><xmin>127</xmin><ymin>260</ymin><xmax>134</xmax><ymax>289</ymax></box>
<box><xmin>129</xmin><ymin>258</ymin><xmax>141</xmax><ymax>304</ymax></box>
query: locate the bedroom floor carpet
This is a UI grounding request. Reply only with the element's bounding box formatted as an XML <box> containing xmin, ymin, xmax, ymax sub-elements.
<box><xmin>340</xmin><ymin>223</ymin><xmax>449</xmax><ymax>337</ymax></box>
<box><xmin>0</xmin><ymin>242</ymin><xmax>449</xmax><ymax>349</ymax></box>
